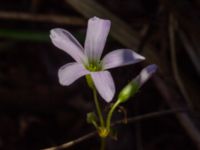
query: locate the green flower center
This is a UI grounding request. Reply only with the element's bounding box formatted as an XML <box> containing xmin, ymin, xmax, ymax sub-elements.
<box><xmin>85</xmin><ymin>61</ymin><xmax>102</xmax><ymax>72</ymax></box>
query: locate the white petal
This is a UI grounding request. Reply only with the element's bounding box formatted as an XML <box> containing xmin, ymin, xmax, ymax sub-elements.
<box><xmin>102</xmin><ymin>49</ymin><xmax>145</xmax><ymax>69</ymax></box>
<box><xmin>91</xmin><ymin>71</ymin><xmax>115</xmax><ymax>102</ymax></box>
<box><xmin>84</xmin><ymin>17</ymin><xmax>111</xmax><ymax>61</ymax></box>
<box><xmin>134</xmin><ymin>64</ymin><xmax>158</xmax><ymax>87</ymax></box>
<box><xmin>50</xmin><ymin>28</ymin><xmax>85</xmax><ymax>63</ymax></box>
<box><xmin>58</xmin><ymin>62</ymin><xmax>89</xmax><ymax>85</ymax></box>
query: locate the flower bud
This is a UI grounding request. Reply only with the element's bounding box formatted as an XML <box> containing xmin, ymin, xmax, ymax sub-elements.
<box><xmin>118</xmin><ymin>64</ymin><xmax>157</xmax><ymax>103</ymax></box>
<box><xmin>87</xmin><ymin>112</ymin><xmax>97</xmax><ymax>124</ymax></box>
<box><xmin>118</xmin><ymin>81</ymin><xmax>139</xmax><ymax>103</ymax></box>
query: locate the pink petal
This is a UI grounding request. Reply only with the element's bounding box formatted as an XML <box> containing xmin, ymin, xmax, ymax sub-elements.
<box><xmin>58</xmin><ymin>62</ymin><xmax>89</xmax><ymax>85</ymax></box>
<box><xmin>134</xmin><ymin>64</ymin><xmax>158</xmax><ymax>87</ymax></box>
<box><xmin>84</xmin><ymin>17</ymin><xmax>111</xmax><ymax>61</ymax></box>
<box><xmin>50</xmin><ymin>28</ymin><xmax>85</xmax><ymax>63</ymax></box>
<box><xmin>91</xmin><ymin>71</ymin><xmax>115</xmax><ymax>102</ymax></box>
<box><xmin>102</xmin><ymin>49</ymin><xmax>145</xmax><ymax>69</ymax></box>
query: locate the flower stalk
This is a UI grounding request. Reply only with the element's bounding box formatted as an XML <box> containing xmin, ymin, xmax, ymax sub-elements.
<box><xmin>100</xmin><ymin>138</ymin><xmax>106</xmax><ymax>150</ymax></box>
<box><xmin>106</xmin><ymin>100</ymin><xmax>121</xmax><ymax>132</ymax></box>
<box><xmin>92</xmin><ymin>86</ymin><xmax>105</xmax><ymax>128</ymax></box>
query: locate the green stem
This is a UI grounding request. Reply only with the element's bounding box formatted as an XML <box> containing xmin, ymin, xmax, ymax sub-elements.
<box><xmin>100</xmin><ymin>138</ymin><xmax>106</xmax><ymax>150</ymax></box>
<box><xmin>92</xmin><ymin>87</ymin><xmax>105</xmax><ymax>127</ymax></box>
<box><xmin>106</xmin><ymin>100</ymin><xmax>121</xmax><ymax>131</ymax></box>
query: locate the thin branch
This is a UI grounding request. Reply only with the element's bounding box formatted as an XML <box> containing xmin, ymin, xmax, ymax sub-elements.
<box><xmin>42</xmin><ymin>132</ymin><xmax>97</xmax><ymax>150</ymax></box>
<box><xmin>112</xmin><ymin>108</ymin><xmax>187</xmax><ymax>126</ymax></box>
<box><xmin>0</xmin><ymin>11</ymin><xmax>85</xmax><ymax>26</ymax></box>
<box><xmin>42</xmin><ymin>108</ymin><xmax>187</xmax><ymax>150</ymax></box>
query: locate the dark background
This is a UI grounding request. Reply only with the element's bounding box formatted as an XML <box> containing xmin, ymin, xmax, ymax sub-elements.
<box><xmin>0</xmin><ymin>0</ymin><xmax>199</xmax><ymax>149</ymax></box>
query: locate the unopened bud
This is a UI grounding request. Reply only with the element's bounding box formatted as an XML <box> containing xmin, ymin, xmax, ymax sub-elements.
<box><xmin>118</xmin><ymin>64</ymin><xmax>157</xmax><ymax>103</ymax></box>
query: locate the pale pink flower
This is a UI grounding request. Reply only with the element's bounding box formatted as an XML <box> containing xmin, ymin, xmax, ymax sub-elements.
<box><xmin>50</xmin><ymin>16</ymin><xmax>145</xmax><ymax>102</ymax></box>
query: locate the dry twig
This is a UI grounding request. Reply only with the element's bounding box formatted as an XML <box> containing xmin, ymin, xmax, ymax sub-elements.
<box><xmin>43</xmin><ymin>108</ymin><xmax>187</xmax><ymax>150</ymax></box>
<box><xmin>0</xmin><ymin>11</ymin><xmax>85</xmax><ymax>26</ymax></box>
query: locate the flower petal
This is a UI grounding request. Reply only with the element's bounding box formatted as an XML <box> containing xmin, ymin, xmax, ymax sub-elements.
<box><xmin>91</xmin><ymin>71</ymin><xmax>115</xmax><ymax>102</ymax></box>
<box><xmin>58</xmin><ymin>62</ymin><xmax>89</xmax><ymax>85</ymax></box>
<box><xmin>102</xmin><ymin>49</ymin><xmax>145</xmax><ymax>69</ymax></box>
<box><xmin>134</xmin><ymin>64</ymin><xmax>158</xmax><ymax>87</ymax></box>
<box><xmin>50</xmin><ymin>28</ymin><xmax>85</xmax><ymax>63</ymax></box>
<box><xmin>84</xmin><ymin>17</ymin><xmax>111</xmax><ymax>61</ymax></box>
